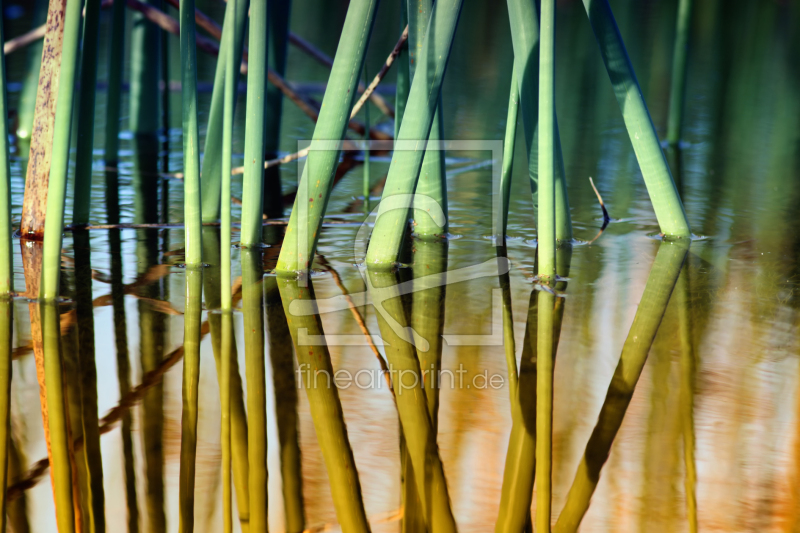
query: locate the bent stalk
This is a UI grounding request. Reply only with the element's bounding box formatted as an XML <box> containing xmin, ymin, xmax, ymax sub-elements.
<box><xmin>581</xmin><ymin>0</ymin><xmax>691</xmax><ymax>237</ymax></box>
<box><xmin>365</xmin><ymin>0</ymin><xmax>464</xmax><ymax>267</ymax></box>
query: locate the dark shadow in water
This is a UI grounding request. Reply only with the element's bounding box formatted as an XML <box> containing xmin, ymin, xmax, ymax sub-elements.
<box><xmin>278</xmin><ymin>273</ymin><xmax>370</xmax><ymax>532</ymax></box>
<box><xmin>105</xmin><ymin>167</ymin><xmax>139</xmax><ymax>532</ymax></box>
<box><xmin>134</xmin><ymin>134</ymin><xmax>168</xmax><ymax>533</ymax></box>
<box><xmin>554</xmin><ymin>240</ymin><xmax>689</xmax><ymax>533</ymax></box>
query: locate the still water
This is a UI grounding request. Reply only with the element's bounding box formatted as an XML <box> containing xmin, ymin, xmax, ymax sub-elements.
<box><xmin>3</xmin><ymin>0</ymin><xmax>800</xmax><ymax>531</ymax></box>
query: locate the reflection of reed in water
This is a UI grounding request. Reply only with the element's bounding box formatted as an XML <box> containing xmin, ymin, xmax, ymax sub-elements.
<box><xmin>179</xmin><ymin>267</ymin><xmax>203</xmax><ymax>532</ymax></box>
<box><xmin>278</xmin><ymin>274</ymin><xmax>370</xmax><ymax>532</ymax></box>
<box><xmin>202</xmin><ymin>229</ymin><xmax>250</xmax><ymax>532</ymax></box>
<box><xmin>368</xmin><ymin>268</ymin><xmax>457</xmax><ymax>532</ymax></box>
<box><xmin>554</xmin><ymin>240</ymin><xmax>688</xmax><ymax>533</ymax></box>
<box><xmin>266</xmin><ymin>277</ymin><xmax>305</xmax><ymax>532</ymax></box>
<box><xmin>0</xmin><ymin>299</ymin><xmax>13</xmax><ymax>531</ymax></box>
<box><xmin>242</xmin><ymin>249</ymin><xmax>269</xmax><ymax>533</ymax></box>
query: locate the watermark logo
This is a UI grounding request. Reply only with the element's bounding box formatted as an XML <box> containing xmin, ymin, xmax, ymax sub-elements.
<box><xmin>288</xmin><ymin>139</ymin><xmax>510</xmax><ymax>347</ymax></box>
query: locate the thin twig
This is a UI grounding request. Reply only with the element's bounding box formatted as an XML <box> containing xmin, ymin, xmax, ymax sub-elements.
<box><xmin>588</xmin><ymin>177</ymin><xmax>612</xmax><ymax>244</ymax></box>
<box><xmin>316</xmin><ymin>255</ymin><xmax>395</xmax><ymax>399</ymax></box>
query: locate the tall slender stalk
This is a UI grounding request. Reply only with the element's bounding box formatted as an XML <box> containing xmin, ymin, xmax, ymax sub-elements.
<box><xmin>200</xmin><ymin>0</ymin><xmax>248</xmax><ymax>222</ymax></box>
<box><xmin>220</xmin><ymin>4</ymin><xmax>235</xmax><ymax>530</ymax></box>
<box><xmin>278</xmin><ymin>274</ymin><xmax>370</xmax><ymax>531</ymax></box>
<box><xmin>103</xmin><ymin>0</ymin><xmax>126</xmax><ymax>163</ymax></box>
<box><xmin>263</xmin><ymin>0</ymin><xmax>292</xmax><ymax>219</ymax></box>
<box><xmin>41</xmin><ymin>302</ymin><xmax>75</xmax><ymax>533</ymax></box>
<box><xmin>72</xmin><ymin>0</ymin><xmax>103</xmax><ymax>226</ymax></box>
<box><xmin>408</xmin><ymin>0</ymin><xmax>448</xmax><ymax>239</ymax></box>
<box><xmin>239</xmin><ymin>0</ymin><xmax>270</xmax><ymax>246</ymax></box>
<box><xmin>180</xmin><ymin>0</ymin><xmax>202</xmax><ymax>265</ymax></box>
<box><xmin>16</xmin><ymin>0</ymin><xmax>48</xmax><ymax>140</ymax></box>
<box><xmin>500</xmin><ymin>69</ymin><xmax>519</xmax><ymax>241</ymax></box>
<box><xmin>506</xmin><ymin>0</ymin><xmax>572</xmax><ymax>244</ymax></box>
<box><xmin>0</xmin><ymin>4</ymin><xmax>13</xmax><ymax>295</ymax></box>
<box><xmin>40</xmin><ymin>0</ymin><xmax>84</xmax><ymax>301</ymax></box>
<box><xmin>130</xmin><ymin>0</ymin><xmax>161</xmax><ymax>135</ymax></box>
<box><xmin>582</xmin><ymin>0</ymin><xmax>691</xmax><ymax>237</ymax></box>
<box><xmin>276</xmin><ymin>0</ymin><xmax>379</xmax><ymax>269</ymax></box>
<box><xmin>666</xmin><ymin>0</ymin><xmax>693</xmax><ymax>146</ymax></box>
<box><xmin>242</xmin><ymin>249</ymin><xmax>268</xmax><ymax>533</ymax></box>
<box><xmin>0</xmin><ymin>299</ymin><xmax>12</xmax><ymax>532</ymax></box>
<box><xmin>554</xmin><ymin>241</ymin><xmax>689</xmax><ymax>533</ymax></box>
<box><xmin>20</xmin><ymin>0</ymin><xmax>68</xmax><ymax>239</ymax></box>
<box><xmin>365</xmin><ymin>0</ymin><xmax>463</xmax><ymax>268</ymax></box>
<box><xmin>395</xmin><ymin>0</ymin><xmax>410</xmax><ymax>139</ymax></box>
<box><xmin>178</xmin><ymin>268</ymin><xmax>203</xmax><ymax>533</ymax></box>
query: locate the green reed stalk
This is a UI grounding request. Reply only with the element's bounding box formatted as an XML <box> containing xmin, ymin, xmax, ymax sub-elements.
<box><xmin>41</xmin><ymin>302</ymin><xmax>75</xmax><ymax>533</ymax></box>
<box><xmin>180</xmin><ymin>0</ymin><xmax>203</xmax><ymax>265</ymax></box>
<box><xmin>538</xmin><ymin>0</ymin><xmax>557</xmax><ymax>282</ymax></box>
<box><xmin>278</xmin><ymin>275</ymin><xmax>370</xmax><ymax>532</ymax></box>
<box><xmin>40</xmin><ymin>0</ymin><xmax>83</xmax><ymax>301</ymax></box>
<box><xmin>16</xmin><ymin>0</ymin><xmax>47</xmax><ymax>140</ymax></box>
<box><xmin>221</xmin><ymin>309</ymin><xmax>233</xmax><ymax>533</ymax></box>
<box><xmin>263</xmin><ymin>0</ymin><xmax>291</xmax><ymax>219</ymax></box>
<box><xmin>582</xmin><ymin>0</ymin><xmax>691</xmax><ymax>237</ymax></box>
<box><xmin>265</xmin><ymin>278</ymin><xmax>305</xmax><ymax>532</ymax></box>
<box><xmin>239</xmin><ymin>0</ymin><xmax>270</xmax><ymax>246</ymax></box>
<box><xmin>367</xmin><ymin>269</ymin><xmax>457</xmax><ymax>532</ymax></box>
<box><xmin>408</xmin><ymin>0</ymin><xmax>448</xmax><ymax>239</ymax></box>
<box><xmin>0</xmin><ymin>6</ymin><xmax>13</xmax><ymax>295</ymax></box>
<box><xmin>500</xmin><ymin>70</ymin><xmax>519</xmax><ymax>240</ymax></box>
<box><xmin>276</xmin><ymin>0</ymin><xmax>378</xmax><ymax>268</ymax></box>
<box><xmin>220</xmin><ymin>0</ymin><xmax>235</xmax><ymax>311</ymax></box>
<box><xmin>0</xmin><ymin>300</ymin><xmax>11</xmax><ymax>531</ymax></box>
<box><xmin>363</xmin><ymin>64</ymin><xmax>371</xmax><ymax>215</ymax></box>
<box><xmin>242</xmin><ymin>250</ymin><xmax>268</xmax><ymax>533</ymax></box>
<box><xmin>178</xmin><ymin>267</ymin><xmax>203</xmax><ymax>533</ymax></box>
<box><xmin>365</xmin><ymin>0</ymin><xmax>463</xmax><ymax>267</ymax></box>
<box><xmin>666</xmin><ymin>0</ymin><xmax>693</xmax><ymax>146</ymax></box>
<box><xmin>554</xmin><ymin>241</ymin><xmax>688</xmax><ymax>533</ymax></box>
<box><xmin>103</xmin><ymin>0</ymin><xmax>127</xmax><ymax>162</ymax></box>
<box><xmin>73</xmin><ymin>0</ymin><xmax>102</xmax><ymax>226</ymax></box>
<box><xmin>130</xmin><ymin>0</ymin><xmax>160</xmax><ymax>135</ymax></box>
<box><xmin>199</xmin><ymin>0</ymin><xmax>248</xmax><ymax>222</ymax></box>
<box><xmin>395</xmin><ymin>0</ymin><xmax>410</xmax><ymax>139</ymax></box>
<box><xmin>506</xmin><ymin>0</ymin><xmax>572</xmax><ymax>244</ymax></box>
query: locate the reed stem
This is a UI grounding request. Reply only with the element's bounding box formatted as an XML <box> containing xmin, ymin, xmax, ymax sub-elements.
<box><xmin>581</xmin><ymin>0</ymin><xmax>691</xmax><ymax>237</ymax></box>
<box><xmin>130</xmin><ymin>0</ymin><xmax>161</xmax><ymax>135</ymax></box>
<box><xmin>239</xmin><ymin>0</ymin><xmax>270</xmax><ymax>246</ymax></box>
<box><xmin>40</xmin><ymin>0</ymin><xmax>84</xmax><ymax>301</ymax></box>
<box><xmin>0</xmin><ymin>5</ymin><xmax>13</xmax><ymax>294</ymax></box>
<box><xmin>73</xmin><ymin>0</ymin><xmax>103</xmax><ymax>226</ymax></box>
<box><xmin>408</xmin><ymin>0</ymin><xmax>448</xmax><ymax>239</ymax></box>
<box><xmin>666</xmin><ymin>0</ymin><xmax>693</xmax><ymax>146</ymax></box>
<box><xmin>395</xmin><ymin>0</ymin><xmax>410</xmax><ymax>139</ymax></box>
<box><xmin>16</xmin><ymin>0</ymin><xmax>47</xmax><ymax>140</ymax></box>
<box><xmin>180</xmin><ymin>0</ymin><xmax>203</xmax><ymax>265</ymax></box>
<box><xmin>103</xmin><ymin>0</ymin><xmax>126</xmax><ymax>163</ymax></box>
<box><xmin>200</xmin><ymin>0</ymin><xmax>248</xmax><ymax>222</ymax></box>
<box><xmin>275</xmin><ymin>0</ymin><xmax>379</xmax><ymax>269</ymax></box>
<box><xmin>499</xmin><ymin>69</ymin><xmax>519</xmax><ymax>242</ymax></box>
<box><xmin>220</xmin><ymin>0</ymin><xmax>235</xmax><ymax>311</ymax></box>
<box><xmin>365</xmin><ymin>0</ymin><xmax>463</xmax><ymax>267</ymax></box>
<box><xmin>363</xmin><ymin>64</ymin><xmax>371</xmax><ymax>215</ymax></box>
<box><xmin>538</xmin><ymin>0</ymin><xmax>557</xmax><ymax>282</ymax></box>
